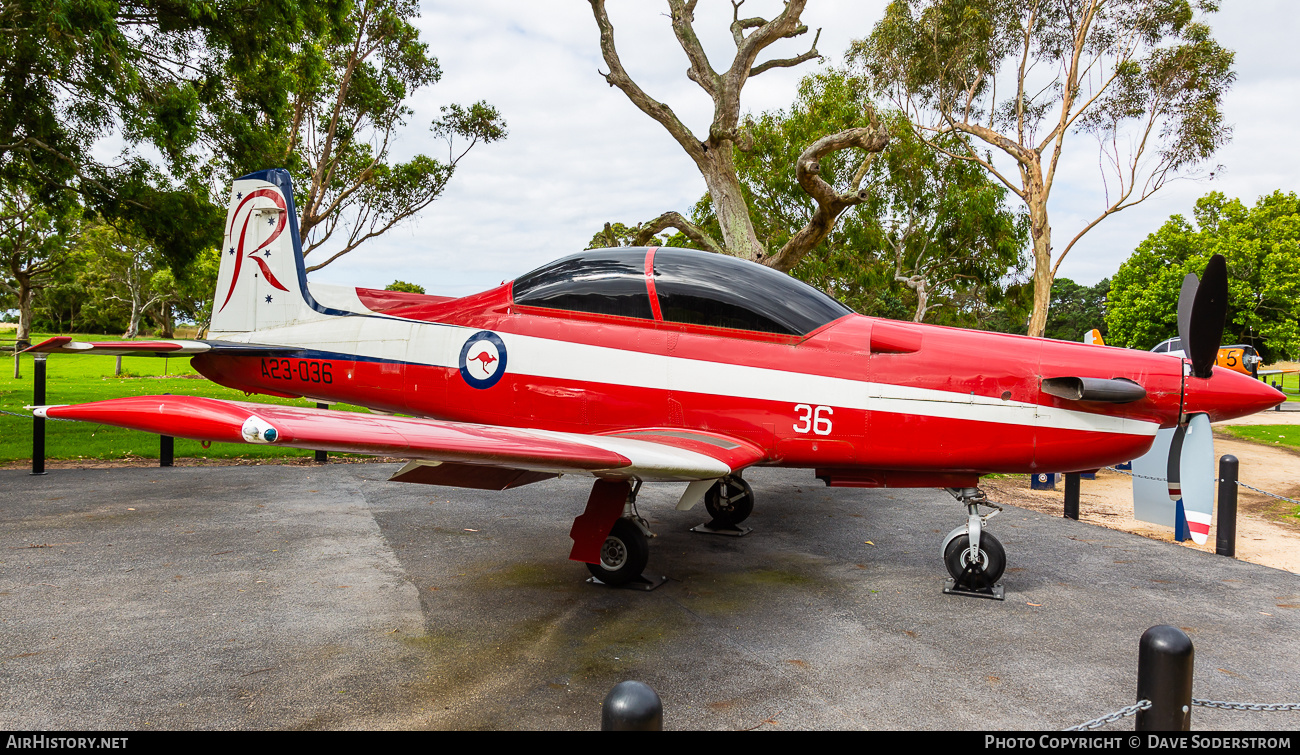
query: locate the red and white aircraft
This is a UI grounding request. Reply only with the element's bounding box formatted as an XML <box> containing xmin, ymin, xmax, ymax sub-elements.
<box><xmin>27</xmin><ymin>170</ymin><xmax>1284</xmax><ymax>588</ymax></box>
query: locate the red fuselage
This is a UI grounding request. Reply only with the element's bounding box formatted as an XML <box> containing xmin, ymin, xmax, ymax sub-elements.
<box><xmin>192</xmin><ymin>277</ymin><xmax>1282</xmax><ymax>486</ymax></box>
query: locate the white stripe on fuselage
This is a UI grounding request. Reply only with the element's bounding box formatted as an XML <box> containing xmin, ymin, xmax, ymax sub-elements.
<box><xmin>215</xmin><ymin>312</ymin><xmax>1158</xmax><ymax>438</ymax></box>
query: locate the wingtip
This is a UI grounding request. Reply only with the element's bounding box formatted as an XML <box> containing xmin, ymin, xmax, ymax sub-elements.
<box><xmin>25</xmin><ymin>404</ymin><xmax>66</xmax><ymax>418</ymax></box>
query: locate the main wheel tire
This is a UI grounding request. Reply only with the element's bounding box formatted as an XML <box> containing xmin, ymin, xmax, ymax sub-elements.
<box><xmin>943</xmin><ymin>531</ymin><xmax>1006</xmax><ymax>585</ymax></box>
<box><xmin>704</xmin><ymin>477</ymin><xmax>754</xmax><ymax>526</ymax></box>
<box><xmin>586</xmin><ymin>519</ymin><xmax>649</xmax><ymax>586</ymax></box>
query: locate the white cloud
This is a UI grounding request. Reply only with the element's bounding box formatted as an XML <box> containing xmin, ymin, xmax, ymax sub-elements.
<box><xmin>305</xmin><ymin>0</ymin><xmax>1298</xmax><ymax>295</ymax></box>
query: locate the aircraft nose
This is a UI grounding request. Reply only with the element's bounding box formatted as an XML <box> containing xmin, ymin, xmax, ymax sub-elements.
<box><xmin>1182</xmin><ymin>366</ymin><xmax>1286</xmax><ymax>422</ymax></box>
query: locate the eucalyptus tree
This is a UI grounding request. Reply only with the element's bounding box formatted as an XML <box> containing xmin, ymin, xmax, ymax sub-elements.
<box><xmin>697</xmin><ymin>71</ymin><xmax>1029</xmax><ymax>325</ymax></box>
<box><xmin>855</xmin><ymin>0</ymin><xmax>1235</xmax><ymax>336</ymax></box>
<box><xmin>0</xmin><ymin>0</ymin><xmax>346</xmax><ymax>269</ymax></box>
<box><xmin>270</xmin><ymin>0</ymin><xmax>507</xmax><ymax>271</ymax></box>
<box><xmin>1107</xmin><ymin>191</ymin><xmax>1300</xmax><ymax>362</ymax></box>
<box><xmin>588</xmin><ymin>0</ymin><xmax>889</xmax><ymax>273</ymax></box>
<box><xmin>0</xmin><ymin>184</ymin><xmax>77</xmax><ymax>346</ymax></box>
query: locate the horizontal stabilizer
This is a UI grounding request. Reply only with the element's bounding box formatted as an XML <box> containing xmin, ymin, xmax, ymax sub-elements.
<box><xmin>23</xmin><ymin>337</ymin><xmax>303</xmax><ymax>358</ymax></box>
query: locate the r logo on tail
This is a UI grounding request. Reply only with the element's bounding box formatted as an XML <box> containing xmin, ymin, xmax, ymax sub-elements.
<box><xmin>220</xmin><ymin>187</ymin><xmax>291</xmax><ymax>313</ymax></box>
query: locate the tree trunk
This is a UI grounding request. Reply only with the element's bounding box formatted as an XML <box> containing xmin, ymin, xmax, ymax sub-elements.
<box><xmin>912</xmin><ymin>280</ymin><xmax>929</xmax><ymax>323</ymax></box>
<box><xmin>158</xmin><ymin>302</ymin><xmax>174</xmax><ymax>339</ymax></box>
<box><xmin>1024</xmin><ymin>164</ymin><xmax>1053</xmax><ymax>338</ymax></box>
<box><xmin>699</xmin><ymin>145</ymin><xmax>765</xmax><ymax>262</ymax></box>
<box><xmin>15</xmin><ymin>279</ymin><xmax>34</xmax><ymax>343</ymax></box>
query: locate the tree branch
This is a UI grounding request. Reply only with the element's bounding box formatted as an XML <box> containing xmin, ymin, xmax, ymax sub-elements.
<box><xmin>766</xmin><ymin>123</ymin><xmax>890</xmax><ymax>272</ymax></box>
<box><xmin>750</xmin><ymin>28</ymin><xmax>822</xmax><ymax>76</ymax></box>
<box><xmin>634</xmin><ymin>211</ymin><xmax>725</xmax><ymax>255</ymax></box>
<box><xmin>589</xmin><ymin>0</ymin><xmax>705</xmax><ymax>164</ymax></box>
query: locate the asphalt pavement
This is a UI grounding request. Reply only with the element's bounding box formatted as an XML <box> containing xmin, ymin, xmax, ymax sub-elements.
<box><xmin>1</xmin><ymin>463</ymin><xmax>1297</xmax><ymax>730</ymax></box>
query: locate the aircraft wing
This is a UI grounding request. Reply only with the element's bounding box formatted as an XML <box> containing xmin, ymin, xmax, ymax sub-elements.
<box><xmin>23</xmin><ymin>336</ymin><xmax>301</xmax><ymax>358</ymax></box>
<box><xmin>31</xmin><ymin>396</ymin><xmax>765</xmax><ymax>486</ymax></box>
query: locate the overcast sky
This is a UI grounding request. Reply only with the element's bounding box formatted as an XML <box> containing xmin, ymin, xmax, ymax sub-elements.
<box><xmin>307</xmin><ymin>1</ymin><xmax>1300</xmax><ymax>298</ymax></box>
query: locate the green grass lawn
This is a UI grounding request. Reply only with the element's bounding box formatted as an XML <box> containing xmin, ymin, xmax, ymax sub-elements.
<box><xmin>1</xmin><ymin>333</ymin><xmax>369</xmax><ymax>464</ymax></box>
<box><xmin>1258</xmin><ymin>365</ymin><xmax>1299</xmax><ymax>401</ymax></box>
<box><xmin>1277</xmin><ymin>371</ymin><xmax>1298</xmax><ymax>401</ymax></box>
<box><xmin>1220</xmin><ymin>424</ymin><xmax>1300</xmax><ymax>449</ymax></box>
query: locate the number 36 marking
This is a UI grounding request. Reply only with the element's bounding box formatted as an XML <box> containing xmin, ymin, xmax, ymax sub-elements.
<box><xmin>793</xmin><ymin>404</ymin><xmax>833</xmax><ymax>435</ymax></box>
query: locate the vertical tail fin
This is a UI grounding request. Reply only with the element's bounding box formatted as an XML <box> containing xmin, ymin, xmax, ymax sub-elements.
<box><xmin>210</xmin><ymin>169</ymin><xmax>344</xmax><ymax>336</ymax></box>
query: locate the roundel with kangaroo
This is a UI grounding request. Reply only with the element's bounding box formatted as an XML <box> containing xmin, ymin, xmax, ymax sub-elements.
<box><xmin>459</xmin><ymin>331</ymin><xmax>508</xmax><ymax>389</ymax></box>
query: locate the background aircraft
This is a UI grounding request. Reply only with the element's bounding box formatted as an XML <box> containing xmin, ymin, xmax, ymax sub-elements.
<box><xmin>26</xmin><ymin>170</ymin><xmax>1285</xmax><ymax>590</ymax></box>
<box><xmin>1087</xmin><ymin>332</ymin><xmax>1266</xmax><ymax>379</ymax></box>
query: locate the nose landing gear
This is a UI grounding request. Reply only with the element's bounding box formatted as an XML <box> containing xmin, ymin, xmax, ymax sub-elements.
<box><xmin>940</xmin><ymin>487</ymin><xmax>1006</xmax><ymax>600</ymax></box>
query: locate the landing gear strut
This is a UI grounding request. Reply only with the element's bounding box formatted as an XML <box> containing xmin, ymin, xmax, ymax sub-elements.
<box><xmin>940</xmin><ymin>487</ymin><xmax>1006</xmax><ymax>600</ymax></box>
<box><xmin>578</xmin><ymin>480</ymin><xmax>666</xmax><ymax>590</ymax></box>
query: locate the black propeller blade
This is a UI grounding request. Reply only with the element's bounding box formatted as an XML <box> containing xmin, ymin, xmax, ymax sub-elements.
<box><xmin>1176</xmin><ymin>272</ymin><xmax>1198</xmax><ymax>356</ymax></box>
<box><xmin>1187</xmin><ymin>254</ymin><xmax>1228</xmax><ymax>378</ymax></box>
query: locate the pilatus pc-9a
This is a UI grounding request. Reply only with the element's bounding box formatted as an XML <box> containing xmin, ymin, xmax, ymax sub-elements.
<box><xmin>28</xmin><ymin>170</ymin><xmax>1283</xmax><ymax>589</ymax></box>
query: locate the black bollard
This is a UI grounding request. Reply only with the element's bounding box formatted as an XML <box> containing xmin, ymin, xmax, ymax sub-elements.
<box><xmin>1063</xmin><ymin>472</ymin><xmax>1080</xmax><ymax>520</ymax></box>
<box><xmin>31</xmin><ymin>354</ymin><xmax>46</xmax><ymax>476</ymax></box>
<box><xmin>315</xmin><ymin>402</ymin><xmax>328</xmax><ymax>463</ymax></box>
<box><xmin>1135</xmin><ymin>625</ymin><xmax>1193</xmax><ymax>731</ymax></box>
<box><xmin>601</xmin><ymin>680</ymin><xmax>663</xmax><ymax>731</ymax></box>
<box><xmin>160</xmin><ymin>393</ymin><xmax>174</xmax><ymax>467</ymax></box>
<box><xmin>1216</xmin><ymin>455</ymin><xmax>1238</xmax><ymax>558</ymax></box>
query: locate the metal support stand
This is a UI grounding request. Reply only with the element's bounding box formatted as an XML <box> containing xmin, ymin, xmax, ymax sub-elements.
<box><xmin>1064</xmin><ymin>472</ymin><xmax>1080</xmax><ymax>520</ymax></box>
<box><xmin>943</xmin><ymin>575</ymin><xmax>1005</xmax><ymax>601</ymax></box>
<box><xmin>1216</xmin><ymin>455</ymin><xmax>1238</xmax><ymax>558</ymax></box>
<box><xmin>315</xmin><ymin>402</ymin><xmax>328</xmax><ymax>463</ymax></box>
<box><xmin>1135</xmin><ymin>625</ymin><xmax>1193</xmax><ymax>731</ymax></box>
<box><xmin>689</xmin><ymin>520</ymin><xmax>753</xmax><ymax>537</ymax></box>
<box><xmin>31</xmin><ymin>354</ymin><xmax>46</xmax><ymax>476</ymax></box>
<box><xmin>160</xmin><ymin>436</ymin><xmax>174</xmax><ymax>467</ymax></box>
<box><xmin>586</xmin><ymin>573</ymin><xmax>668</xmax><ymax>591</ymax></box>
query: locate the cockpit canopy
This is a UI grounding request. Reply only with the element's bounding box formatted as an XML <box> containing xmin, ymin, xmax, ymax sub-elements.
<box><xmin>511</xmin><ymin>247</ymin><xmax>852</xmax><ymax>336</ymax></box>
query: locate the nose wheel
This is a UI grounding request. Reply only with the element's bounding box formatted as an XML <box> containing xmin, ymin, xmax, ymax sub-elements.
<box><xmin>941</xmin><ymin>487</ymin><xmax>1006</xmax><ymax>600</ymax></box>
<box><xmin>943</xmin><ymin>531</ymin><xmax>1005</xmax><ymax>585</ymax></box>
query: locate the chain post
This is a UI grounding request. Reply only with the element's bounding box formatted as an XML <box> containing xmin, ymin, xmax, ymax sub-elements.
<box><xmin>315</xmin><ymin>402</ymin><xmax>328</xmax><ymax>463</ymax></box>
<box><xmin>1064</xmin><ymin>472</ymin><xmax>1080</xmax><ymax>520</ymax></box>
<box><xmin>1216</xmin><ymin>455</ymin><xmax>1238</xmax><ymax>558</ymax></box>
<box><xmin>31</xmin><ymin>354</ymin><xmax>46</xmax><ymax>476</ymax></box>
<box><xmin>1136</xmin><ymin>625</ymin><xmax>1193</xmax><ymax>731</ymax></box>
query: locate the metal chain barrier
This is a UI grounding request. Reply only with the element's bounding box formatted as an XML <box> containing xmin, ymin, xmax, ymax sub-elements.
<box><xmin>1106</xmin><ymin>466</ymin><xmax>1300</xmax><ymax>505</ymax></box>
<box><xmin>1192</xmin><ymin>698</ymin><xmax>1300</xmax><ymax>712</ymax></box>
<box><xmin>1106</xmin><ymin>466</ymin><xmax>1164</xmax><ymax>482</ymax></box>
<box><xmin>1229</xmin><ymin>481</ymin><xmax>1300</xmax><ymax>505</ymax></box>
<box><xmin>0</xmin><ymin>409</ymin><xmax>74</xmax><ymax>422</ymax></box>
<box><xmin>1063</xmin><ymin>700</ymin><xmax>1150</xmax><ymax>731</ymax></box>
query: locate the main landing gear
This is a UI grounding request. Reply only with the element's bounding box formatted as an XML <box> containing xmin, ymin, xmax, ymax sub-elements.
<box><xmin>691</xmin><ymin>475</ymin><xmax>755</xmax><ymax>536</ymax></box>
<box><xmin>570</xmin><ymin>475</ymin><xmax>759</xmax><ymax>588</ymax></box>
<box><xmin>940</xmin><ymin>487</ymin><xmax>1006</xmax><ymax>600</ymax></box>
<box><xmin>573</xmin><ymin>480</ymin><xmax>666</xmax><ymax>590</ymax></box>
<box><xmin>588</xmin><ymin>517</ymin><xmax>652</xmax><ymax>586</ymax></box>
